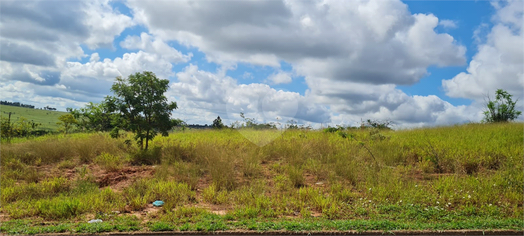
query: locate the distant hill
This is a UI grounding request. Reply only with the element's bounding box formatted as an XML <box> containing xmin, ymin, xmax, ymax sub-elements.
<box><xmin>0</xmin><ymin>105</ymin><xmax>66</xmax><ymax>132</ymax></box>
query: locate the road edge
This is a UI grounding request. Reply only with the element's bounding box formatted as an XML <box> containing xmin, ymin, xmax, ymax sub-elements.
<box><xmin>98</xmin><ymin>229</ymin><xmax>524</xmax><ymax>235</ymax></box>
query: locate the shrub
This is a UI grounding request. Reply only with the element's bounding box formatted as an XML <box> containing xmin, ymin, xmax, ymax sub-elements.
<box><xmin>149</xmin><ymin>181</ymin><xmax>195</xmax><ymax>210</ymax></box>
<box><xmin>1</xmin><ymin>177</ymin><xmax>70</xmax><ymax>204</ymax></box>
<box><xmin>287</xmin><ymin>166</ymin><xmax>305</xmax><ymax>188</ymax></box>
<box><xmin>202</xmin><ymin>184</ymin><xmax>229</xmax><ymax>205</ymax></box>
<box><xmin>483</xmin><ymin>89</ymin><xmax>522</xmax><ymax>123</ymax></box>
<box><xmin>323</xmin><ymin>127</ymin><xmax>340</xmax><ymax>133</ymax></box>
<box><xmin>131</xmin><ymin>147</ymin><xmax>161</xmax><ymax>165</ymax></box>
<box><xmin>95</xmin><ymin>152</ymin><xmax>124</xmax><ymax>171</ymax></box>
<box><xmin>123</xmin><ymin>179</ymin><xmax>153</xmax><ymax>211</ymax></box>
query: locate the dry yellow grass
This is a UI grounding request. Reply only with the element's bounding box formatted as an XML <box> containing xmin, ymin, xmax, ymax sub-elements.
<box><xmin>0</xmin><ymin>122</ymin><xmax>522</xmax><ymax>229</ymax></box>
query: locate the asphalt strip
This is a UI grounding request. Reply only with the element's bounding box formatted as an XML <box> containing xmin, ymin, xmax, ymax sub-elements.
<box><xmin>40</xmin><ymin>229</ymin><xmax>523</xmax><ymax>236</ymax></box>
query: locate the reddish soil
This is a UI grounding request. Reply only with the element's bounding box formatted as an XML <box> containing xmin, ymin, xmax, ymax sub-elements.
<box><xmin>95</xmin><ymin>166</ymin><xmax>155</xmax><ymax>190</ymax></box>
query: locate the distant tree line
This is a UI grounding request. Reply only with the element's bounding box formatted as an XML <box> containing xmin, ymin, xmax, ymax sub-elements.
<box><xmin>43</xmin><ymin>106</ymin><xmax>57</xmax><ymax>111</ymax></box>
<box><xmin>228</xmin><ymin>112</ymin><xmax>278</xmax><ymax>130</ymax></box>
<box><xmin>1</xmin><ymin>101</ymin><xmax>35</xmax><ymax>109</ymax></box>
<box><xmin>187</xmin><ymin>124</ymin><xmax>213</xmax><ymax>129</ymax></box>
<box><xmin>0</xmin><ymin>100</ymin><xmax>57</xmax><ymax>110</ymax></box>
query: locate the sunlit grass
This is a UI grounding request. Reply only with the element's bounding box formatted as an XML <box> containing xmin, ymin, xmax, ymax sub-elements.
<box><xmin>1</xmin><ymin>122</ymin><xmax>523</xmax><ymax>233</ymax></box>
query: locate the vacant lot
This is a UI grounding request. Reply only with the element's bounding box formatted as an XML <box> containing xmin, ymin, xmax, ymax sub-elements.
<box><xmin>1</xmin><ymin>106</ymin><xmax>66</xmax><ymax>132</ymax></box>
<box><xmin>1</xmin><ymin>123</ymin><xmax>523</xmax><ymax>234</ymax></box>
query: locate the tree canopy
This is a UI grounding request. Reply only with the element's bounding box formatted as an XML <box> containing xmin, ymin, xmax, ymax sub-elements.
<box><xmin>212</xmin><ymin>116</ymin><xmax>224</xmax><ymax>129</ymax></box>
<box><xmin>67</xmin><ymin>102</ymin><xmax>116</xmax><ymax>132</ymax></box>
<box><xmin>57</xmin><ymin>114</ymin><xmax>77</xmax><ymax>134</ymax></box>
<box><xmin>105</xmin><ymin>71</ymin><xmax>178</xmax><ymax>150</ymax></box>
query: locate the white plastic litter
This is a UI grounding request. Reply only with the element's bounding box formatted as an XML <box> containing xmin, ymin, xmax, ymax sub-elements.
<box><xmin>88</xmin><ymin>219</ymin><xmax>103</xmax><ymax>223</ymax></box>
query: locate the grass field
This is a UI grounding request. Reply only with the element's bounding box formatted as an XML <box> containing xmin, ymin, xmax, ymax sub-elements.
<box><xmin>0</xmin><ymin>105</ymin><xmax>66</xmax><ymax>132</ymax></box>
<box><xmin>0</xmin><ymin>122</ymin><xmax>523</xmax><ymax>234</ymax></box>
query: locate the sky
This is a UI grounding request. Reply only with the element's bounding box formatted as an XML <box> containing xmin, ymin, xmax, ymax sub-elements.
<box><xmin>0</xmin><ymin>0</ymin><xmax>523</xmax><ymax>129</ymax></box>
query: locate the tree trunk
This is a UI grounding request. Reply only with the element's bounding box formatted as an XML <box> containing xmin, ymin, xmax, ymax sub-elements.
<box><xmin>145</xmin><ymin>129</ymin><xmax>150</xmax><ymax>150</ymax></box>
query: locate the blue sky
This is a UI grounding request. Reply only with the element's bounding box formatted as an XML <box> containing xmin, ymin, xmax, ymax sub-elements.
<box><xmin>0</xmin><ymin>0</ymin><xmax>522</xmax><ymax>128</ymax></box>
<box><xmin>398</xmin><ymin>0</ymin><xmax>496</xmax><ymax>106</ymax></box>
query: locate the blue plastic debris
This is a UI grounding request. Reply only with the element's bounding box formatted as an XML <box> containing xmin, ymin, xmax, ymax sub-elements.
<box><xmin>153</xmin><ymin>200</ymin><xmax>164</xmax><ymax>207</ymax></box>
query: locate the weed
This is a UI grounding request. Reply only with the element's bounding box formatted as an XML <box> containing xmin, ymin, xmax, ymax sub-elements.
<box><xmin>202</xmin><ymin>184</ymin><xmax>230</xmax><ymax>205</ymax></box>
<box><xmin>131</xmin><ymin>147</ymin><xmax>162</xmax><ymax>165</ymax></box>
<box><xmin>1</xmin><ymin>122</ymin><xmax>523</xmax><ymax>233</ymax></box>
<box><xmin>286</xmin><ymin>165</ymin><xmax>305</xmax><ymax>188</ymax></box>
<box><xmin>149</xmin><ymin>221</ymin><xmax>175</xmax><ymax>231</ymax></box>
<box><xmin>57</xmin><ymin>159</ymin><xmax>77</xmax><ymax>169</ymax></box>
<box><xmin>37</xmin><ymin>197</ymin><xmax>83</xmax><ymax>220</ymax></box>
<box><xmin>94</xmin><ymin>152</ymin><xmax>124</xmax><ymax>171</ymax></box>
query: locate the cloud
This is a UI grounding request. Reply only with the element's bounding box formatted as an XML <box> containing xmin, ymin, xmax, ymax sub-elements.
<box><xmin>329</xmin><ymin>95</ymin><xmax>483</xmax><ymax>129</ymax></box>
<box><xmin>61</xmin><ymin>49</ymin><xmax>188</xmax><ymax>99</ymax></box>
<box><xmin>242</xmin><ymin>72</ymin><xmax>253</xmax><ymax>79</ymax></box>
<box><xmin>128</xmin><ymin>0</ymin><xmax>466</xmax><ymax>85</ymax></box>
<box><xmin>120</xmin><ymin>33</ymin><xmax>192</xmax><ymax>63</ymax></box>
<box><xmin>170</xmin><ymin>64</ymin><xmax>330</xmax><ymax>124</ymax></box>
<box><xmin>268</xmin><ymin>71</ymin><xmax>292</xmax><ymax>84</ymax></box>
<box><xmin>0</xmin><ymin>81</ymin><xmax>91</xmax><ymax>110</ymax></box>
<box><xmin>0</xmin><ymin>0</ymin><xmax>137</xmax><ymax>106</ymax></box>
<box><xmin>1</xmin><ymin>0</ymin><xmax>518</xmax><ymax>128</ymax></box>
<box><xmin>442</xmin><ymin>0</ymin><xmax>524</xmax><ymax>101</ymax></box>
<box><xmin>0</xmin><ymin>0</ymin><xmax>134</xmax><ymax>65</ymax></box>
<box><xmin>83</xmin><ymin>0</ymin><xmax>135</xmax><ymax>49</ymax></box>
<box><xmin>439</xmin><ymin>19</ymin><xmax>458</xmax><ymax>29</ymax></box>
<box><xmin>126</xmin><ymin>0</ymin><xmax>477</xmax><ymax>127</ymax></box>
<box><xmin>0</xmin><ymin>40</ymin><xmax>56</xmax><ymax>66</ymax></box>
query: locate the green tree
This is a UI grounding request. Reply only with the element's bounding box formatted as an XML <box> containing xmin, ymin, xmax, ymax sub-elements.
<box><xmin>105</xmin><ymin>71</ymin><xmax>178</xmax><ymax>150</ymax></box>
<box><xmin>67</xmin><ymin>102</ymin><xmax>116</xmax><ymax>132</ymax></box>
<box><xmin>57</xmin><ymin>114</ymin><xmax>77</xmax><ymax>134</ymax></box>
<box><xmin>483</xmin><ymin>89</ymin><xmax>522</xmax><ymax>123</ymax></box>
<box><xmin>212</xmin><ymin>116</ymin><xmax>224</xmax><ymax>129</ymax></box>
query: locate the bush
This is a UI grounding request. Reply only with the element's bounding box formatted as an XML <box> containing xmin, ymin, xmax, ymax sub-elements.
<box><xmin>483</xmin><ymin>89</ymin><xmax>522</xmax><ymax>123</ymax></box>
<box><xmin>149</xmin><ymin>181</ymin><xmax>196</xmax><ymax>209</ymax></box>
<box><xmin>95</xmin><ymin>152</ymin><xmax>124</xmax><ymax>171</ymax></box>
<box><xmin>323</xmin><ymin>127</ymin><xmax>340</xmax><ymax>133</ymax></box>
<box><xmin>131</xmin><ymin>147</ymin><xmax>161</xmax><ymax>165</ymax></box>
<box><xmin>1</xmin><ymin>177</ymin><xmax>70</xmax><ymax>204</ymax></box>
<box><xmin>202</xmin><ymin>184</ymin><xmax>229</xmax><ymax>205</ymax></box>
<box><xmin>287</xmin><ymin>166</ymin><xmax>305</xmax><ymax>188</ymax></box>
<box><xmin>37</xmin><ymin>197</ymin><xmax>83</xmax><ymax>220</ymax></box>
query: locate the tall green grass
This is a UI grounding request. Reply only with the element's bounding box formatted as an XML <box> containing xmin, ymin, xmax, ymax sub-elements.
<box><xmin>1</xmin><ymin>122</ymin><xmax>522</xmax><ymax>230</ymax></box>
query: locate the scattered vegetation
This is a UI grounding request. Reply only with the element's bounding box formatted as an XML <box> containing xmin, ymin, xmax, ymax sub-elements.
<box><xmin>0</xmin><ymin>105</ymin><xmax>66</xmax><ymax>132</ymax></box>
<box><xmin>1</xmin><ymin>122</ymin><xmax>522</xmax><ymax>234</ymax></box>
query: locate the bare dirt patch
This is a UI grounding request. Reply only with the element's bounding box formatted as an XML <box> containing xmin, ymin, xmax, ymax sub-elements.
<box><xmin>197</xmin><ymin>203</ymin><xmax>231</xmax><ymax>216</ymax></box>
<box><xmin>95</xmin><ymin>166</ymin><xmax>155</xmax><ymax>190</ymax></box>
<box><xmin>0</xmin><ymin>212</ymin><xmax>10</xmax><ymax>222</ymax></box>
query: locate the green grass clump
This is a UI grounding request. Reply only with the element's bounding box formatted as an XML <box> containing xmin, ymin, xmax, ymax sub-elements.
<box><xmin>36</xmin><ymin>197</ymin><xmax>83</xmax><ymax>220</ymax></box>
<box><xmin>1</xmin><ymin>177</ymin><xmax>70</xmax><ymax>204</ymax></box>
<box><xmin>94</xmin><ymin>153</ymin><xmax>125</xmax><ymax>171</ymax></box>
